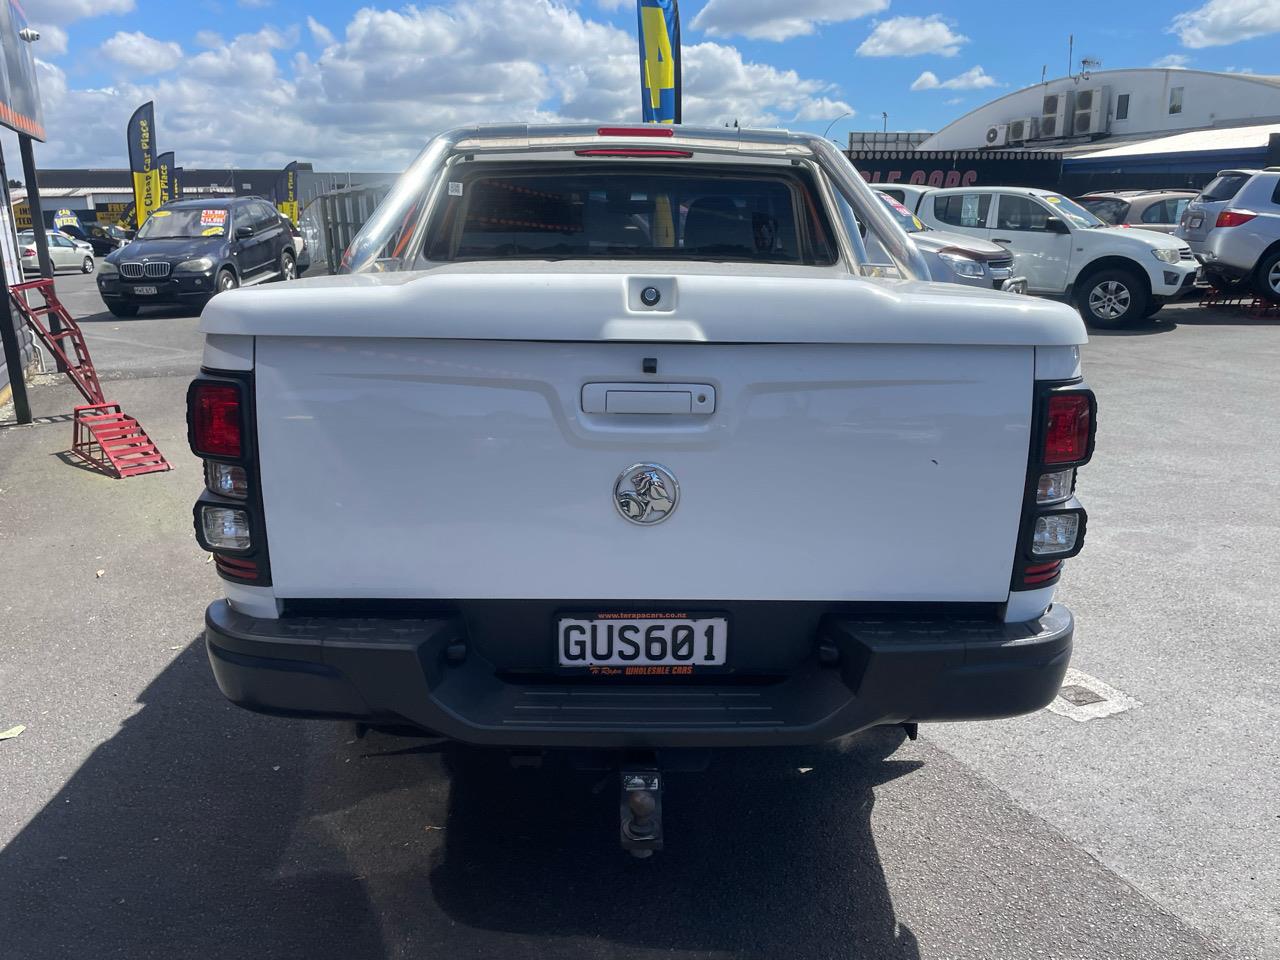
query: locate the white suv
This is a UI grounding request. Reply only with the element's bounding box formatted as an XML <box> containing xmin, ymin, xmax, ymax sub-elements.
<box><xmin>916</xmin><ymin>186</ymin><xmax>1198</xmax><ymax>326</ymax></box>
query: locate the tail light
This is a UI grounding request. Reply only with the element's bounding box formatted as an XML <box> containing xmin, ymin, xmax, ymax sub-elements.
<box><xmin>1215</xmin><ymin>210</ymin><xmax>1257</xmax><ymax>228</ymax></box>
<box><xmin>596</xmin><ymin>126</ymin><xmax>675</xmax><ymax>138</ymax></box>
<box><xmin>188</xmin><ymin>372</ymin><xmax>270</xmax><ymax>584</ymax></box>
<box><xmin>22</xmin><ymin>246</ymin><xmax>35</xmax><ymax>257</ymax></box>
<box><xmin>1012</xmin><ymin>384</ymin><xmax>1095</xmax><ymax>592</ymax></box>
<box><xmin>575</xmin><ymin>149</ymin><xmax>692</xmax><ymax>158</ymax></box>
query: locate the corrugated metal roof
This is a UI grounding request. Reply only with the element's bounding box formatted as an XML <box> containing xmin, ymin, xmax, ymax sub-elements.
<box><xmin>1076</xmin><ymin>122</ymin><xmax>1280</xmax><ymax>159</ymax></box>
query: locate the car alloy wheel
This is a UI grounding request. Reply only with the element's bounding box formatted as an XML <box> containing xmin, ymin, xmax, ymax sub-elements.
<box><xmin>281</xmin><ymin>252</ymin><xmax>296</xmax><ymax>281</ymax></box>
<box><xmin>1088</xmin><ymin>280</ymin><xmax>1131</xmax><ymax>321</ymax></box>
<box><xmin>1268</xmin><ymin>261</ymin><xmax>1280</xmax><ymax>296</ymax></box>
<box><xmin>82</xmin><ymin>256</ymin><xmax>95</xmax><ymax>274</ymax></box>
<box><xmin>216</xmin><ymin>270</ymin><xmax>238</xmax><ymax>294</ymax></box>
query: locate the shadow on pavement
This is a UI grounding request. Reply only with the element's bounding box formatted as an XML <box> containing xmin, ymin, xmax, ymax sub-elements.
<box><xmin>1087</xmin><ymin>320</ymin><xmax>1178</xmax><ymax>337</ymax></box>
<box><xmin>76</xmin><ymin>305</ymin><xmax>201</xmax><ymax>323</ymax></box>
<box><xmin>0</xmin><ymin>639</ymin><xmax>921</xmax><ymax>960</ymax></box>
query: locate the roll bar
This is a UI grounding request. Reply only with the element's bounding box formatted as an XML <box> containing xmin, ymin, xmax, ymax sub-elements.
<box><xmin>339</xmin><ymin>124</ymin><xmax>931</xmax><ymax>282</ymax></box>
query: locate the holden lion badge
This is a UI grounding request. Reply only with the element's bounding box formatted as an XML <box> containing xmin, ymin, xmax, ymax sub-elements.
<box><xmin>614</xmin><ymin>464</ymin><xmax>679</xmax><ymax>525</ymax></box>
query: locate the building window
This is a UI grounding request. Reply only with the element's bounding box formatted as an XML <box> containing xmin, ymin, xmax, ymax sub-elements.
<box><xmin>1169</xmin><ymin>87</ymin><xmax>1184</xmax><ymax>115</ymax></box>
<box><xmin>1116</xmin><ymin>94</ymin><xmax>1130</xmax><ymax>120</ymax></box>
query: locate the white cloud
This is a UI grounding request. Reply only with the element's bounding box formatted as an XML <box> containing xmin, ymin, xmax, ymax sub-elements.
<box><xmin>792</xmin><ymin>97</ymin><xmax>855</xmax><ymax>122</ymax></box>
<box><xmin>1151</xmin><ymin>53</ymin><xmax>1191</xmax><ymax>67</ymax></box>
<box><xmin>1225</xmin><ymin>64</ymin><xmax>1257</xmax><ymax>73</ymax></box>
<box><xmin>306</xmin><ymin>16</ymin><xmax>335</xmax><ymax>47</ymax></box>
<box><xmin>30</xmin><ymin>25</ymin><xmax>70</xmax><ymax>56</ymax></box>
<box><xmin>100</xmin><ymin>31</ymin><xmax>184</xmax><ymax>74</ymax></box>
<box><xmin>36</xmin><ymin>0</ymin><xmax>134</xmax><ymax>25</ymax></box>
<box><xmin>910</xmin><ymin>65</ymin><xmax>999</xmax><ymax>91</ymax></box>
<box><xmin>238</xmin><ymin>0</ymin><xmax>273</xmax><ymax>7</ymax></box>
<box><xmin>1171</xmin><ymin>0</ymin><xmax>1280</xmax><ymax>47</ymax></box>
<box><xmin>34</xmin><ymin>0</ymin><xmax>855</xmax><ymax>170</ymax></box>
<box><xmin>856</xmin><ymin>15</ymin><xmax>968</xmax><ymax>57</ymax></box>
<box><xmin>944</xmin><ymin>96</ymin><xmax>964</xmax><ymax>106</ymax></box>
<box><xmin>596</xmin><ymin>0</ymin><xmax>630</xmax><ymax>10</ymax></box>
<box><xmin>692</xmin><ymin>0</ymin><xmax>888</xmax><ymax>41</ymax></box>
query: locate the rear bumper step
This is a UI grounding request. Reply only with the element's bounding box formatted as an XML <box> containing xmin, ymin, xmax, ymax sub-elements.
<box><xmin>204</xmin><ymin>601</ymin><xmax>1073</xmax><ymax>748</ymax></box>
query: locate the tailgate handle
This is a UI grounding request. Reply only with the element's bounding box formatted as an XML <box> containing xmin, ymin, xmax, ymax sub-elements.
<box><xmin>582</xmin><ymin>383</ymin><xmax>715</xmax><ymax>415</ymax></box>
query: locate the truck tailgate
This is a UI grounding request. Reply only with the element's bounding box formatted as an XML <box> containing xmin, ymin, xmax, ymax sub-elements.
<box><xmin>253</xmin><ymin>337</ymin><xmax>1033</xmax><ymax>602</ymax></box>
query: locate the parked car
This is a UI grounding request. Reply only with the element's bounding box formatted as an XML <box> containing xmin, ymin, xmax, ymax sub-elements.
<box><xmin>281</xmin><ymin>214</ymin><xmax>311</xmax><ymax>275</ymax></box>
<box><xmin>19</xmin><ymin>229</ymin><xmax>96</xmax><ymax>274</ymax></box>
<box><xmin>45</xmin><ymin>217</ymin><xmax>124</xmax><ymax>256</ymax></box>
<box><xmin>916</xmin><ymin>186</ymin><xmax>1198</xmax><ymax>326</ymax></box>
<box><xmin>97</xmin><ymin>196</ymin><xmax>297</xmax><ymax>318</ymax></box>
<box><xmin>188</xmin><ymin>123</ymin><xmax>1095</xmax><ymax>855</ymax></box>
<box><xmin>871</xmin><ymin>183</ymin><xmax>935</xmax><ymax>214</ymax></box>
<box><xmin>1175</xmin><ymin>168</ymin><xmax>1280</xmax><ymax>299</ymax></box>
<box><xmin>1077</xmin><ymin>190</ymin><xmax>1198</xmax><ymax>234</ymax></box>
<box><xmin>868</xmin><ymin>191</ymin><xmax>1025</xmax><ymax>291</ymax></box>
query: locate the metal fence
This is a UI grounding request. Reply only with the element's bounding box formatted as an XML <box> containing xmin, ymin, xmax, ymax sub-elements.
<box><xmin>301</xmin><ymin>183</ymin><xmax>393</xmax><ymax>274</ymax></box>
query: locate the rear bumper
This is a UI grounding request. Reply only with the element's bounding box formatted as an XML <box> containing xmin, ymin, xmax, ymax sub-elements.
<box><xmin>205</xmin><ymin>600</ymin><xmax>1073</xmax><ymax>748</ymax></box>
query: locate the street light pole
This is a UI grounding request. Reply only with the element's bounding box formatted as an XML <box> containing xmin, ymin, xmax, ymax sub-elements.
<box><xmin>822</xmin><ymin>111</ymin><xmax>852</xmax><ymax>140</ymax></box>
<box><xmin>882</xmin><ymin>112</ymin><xmax>888</xmax><ymax>133</ymax></box>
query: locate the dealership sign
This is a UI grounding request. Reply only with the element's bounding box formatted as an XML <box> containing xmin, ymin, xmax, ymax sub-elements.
<box><xmin>848</xmin><ymin>150</ymin><xmax>1063</xmax><ymax>190</ymax></box>
<box><xmin>0</xmin><ymin>1</ymin><xmax>44</xmax><ymax>140</ymax></box>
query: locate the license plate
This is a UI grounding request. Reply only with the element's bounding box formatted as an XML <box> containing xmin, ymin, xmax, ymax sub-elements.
<box><xmin>134</xmin><ymin>285</ymin><xmax>157</xmax><ymax>295</ymax></box>
<box><xmin>1189</xmin><ymin>217</ymin><xmax>1202</xmax><ymax>229</ymax></box>
<box><xmin>558</xmin><ymin>614</ymin><xmax>728</xmax><ymax>674</ymax></box>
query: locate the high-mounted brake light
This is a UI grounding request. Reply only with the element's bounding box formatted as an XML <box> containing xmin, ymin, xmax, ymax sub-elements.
<box><xmin>1215</xmin><ymin>210</ymin><xmax>1257</xmax><ymax>228</ymax></box>
<box><xmin>190</xmin><ymin>382</ymin><xmax>242</xmax><ymax>459</ymax></box>
<box><xmin>1043</xmin><ymin>393</ymin><xmax>1093</xmax><ymax>466</ymax></box>
<box><xmin>596</xmin><ymin>126</ymin><xmax>675</xmax><ymax>138</ymax></box>
<box><xmin>575</xmin><ymin>149</ymin><xmax>693</xmax><ymax>158</ymax></box>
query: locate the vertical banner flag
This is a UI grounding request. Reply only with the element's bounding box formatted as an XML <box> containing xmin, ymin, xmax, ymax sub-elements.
<box><xmin>274</xmin><ymin>161</ymin><xmax>299</xmax><ymax>224</ymax></box>
<box><xmin>156</xmin><ymin>151</ymin><xmax>175</xmax><ymax>204</ymax></box>
<box><xmin>172</xmin><ymin>167</ymin><xmax>184</xmax><ymax>200</ymax></box>
<box><xmin>126</xmin><ymin>102</ymin><xmax>160</xmax><ymax>229</ymax></box>
<box><xmin>638</xmin><ymin>0</ymin><xmax>680</xmax><ymax>124</ymax></box>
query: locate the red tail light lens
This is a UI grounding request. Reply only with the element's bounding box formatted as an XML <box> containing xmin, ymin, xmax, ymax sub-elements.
<box><xmin>575</xmin><ymin>149</ymin><xmax>692</xmax><ymax>158</ymax></box>
<box><xmin>1043</xmin><ymin>393</ymin><xmax>1093</xmax><ymax>465</ymax></box>
<box><xmin>1021</xmin><ymin>561</ymin><xmax>1062</xmax><ymax>586</ymax></box>
<box><xmin>191</xmin><ymin>382</ymin><xmax>242</xmax><ymax>458</ymax></box>
<box><xmin>1215</xmin><ymin>210</ymin><xmax>1257</xmax><ymax>228</ymax></box>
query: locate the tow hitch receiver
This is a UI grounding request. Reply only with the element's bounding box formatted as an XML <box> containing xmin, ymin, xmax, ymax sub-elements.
<box><xmin>620</xmin><ymin>769</ymin><xmax>663</xmax><ymax>858</ymax></box>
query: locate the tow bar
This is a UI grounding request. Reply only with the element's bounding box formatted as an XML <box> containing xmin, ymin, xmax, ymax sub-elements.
<box><xmin>619</xmin><ymin>767</ymin><xmax>663</xmax><ymax>858</ymax></box>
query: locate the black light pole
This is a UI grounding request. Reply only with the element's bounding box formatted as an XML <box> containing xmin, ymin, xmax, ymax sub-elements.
<box><xmin>18</xmin><ymin>134</ymin><xmax>62</xmax><ymax>371</ymax></box>
<box><xmin>0</xmin><ymin>143</ymin><xmax>32</xmax><ymax>423</ymax></box>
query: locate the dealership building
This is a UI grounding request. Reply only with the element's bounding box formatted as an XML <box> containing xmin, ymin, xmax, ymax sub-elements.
<box><xmin>849</xmin><ymin>68</ymin><xmax>1280</xmax><ymax>194</ymax></box>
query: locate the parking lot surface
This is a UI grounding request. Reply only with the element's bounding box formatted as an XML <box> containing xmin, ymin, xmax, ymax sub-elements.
<box><xmin>1</xmin><ymin>272</ymin><xmax>1275</xmax><ymax>959</ymax></box>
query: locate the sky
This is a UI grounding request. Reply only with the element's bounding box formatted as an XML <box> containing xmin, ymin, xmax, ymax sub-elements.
<box><xmin>11</xmin><ymin>0</ymin><xmax>1280</xmax><ymax>173</ymax></box>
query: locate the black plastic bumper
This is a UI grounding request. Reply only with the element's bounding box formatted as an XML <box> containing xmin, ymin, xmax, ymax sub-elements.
<box><xmin>98</xmin><ymin>276</ymin><xmax>212</xmax><ymax>306</ymax></box>
<box><xmin>205</xmin><ymin>601</ymin><xmax>1073</xmax><ymax>748</ymax></box>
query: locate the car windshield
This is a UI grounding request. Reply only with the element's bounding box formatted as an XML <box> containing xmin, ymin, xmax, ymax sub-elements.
<box><xmin>1041</xmin><ymin>194</ymin><xmax>1105</xmax><ymax>228</ymax></box>
<box><xmin>875</xmin><ymin>193</ymin><xmax>927</xmax><ymax>233</ymax></box>
<box><xmin>423</xmin><ymin>164</ymin><xmax>838</xmax><ymax>265</ymax></box>
<box><xmin>137</xmin><ymin>207</ymin><xmax>230</xmax><ymax>239</ymax></box>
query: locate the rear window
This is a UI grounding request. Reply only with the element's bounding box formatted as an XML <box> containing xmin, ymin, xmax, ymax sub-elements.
<box><xmin>424</xmin><ymin>164</ymin><xmax>838</xmax><ymax>265</ymax></box>
<box><xmin>1079</xmin><ymin>198</ymin><xmax>1128</xmax><ymax>225</ymax></box>
<box><xmin>1200</xmin><ymin>173</ymin><xmax>1251</xmax><ymax>202</ymax></box>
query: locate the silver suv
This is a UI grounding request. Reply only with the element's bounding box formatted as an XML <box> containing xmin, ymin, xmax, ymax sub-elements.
<box><xmin>1177</xmin><ymin>169</ymin><xmax>1280</xmax><ymax>297</ymax></box>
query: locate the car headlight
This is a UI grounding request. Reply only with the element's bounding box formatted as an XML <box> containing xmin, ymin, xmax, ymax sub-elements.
<box><xmin>175</xmin><ymin>256</ymin><xmax>216</xmax><ymax>274</ymax></box>
<box><xmin>1152</xmin><ymin>248</ymin><xmax>1180</xmax><ymax>264</ymax></box>
<box><xmin>99</xmin><ymin>261</ymin><xmax>118</xmax><ymax>275</ymax></box>
<box><xmin>937</xmin><ymin>250</ymin><xmax>987</xmax><ymax>278</ymax></box>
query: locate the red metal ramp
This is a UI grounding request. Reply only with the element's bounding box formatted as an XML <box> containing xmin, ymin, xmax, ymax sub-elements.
<box><xmin>9</xmin><ymin>278</ymin><xmax>170</xmax><ymax>479</ymax></box>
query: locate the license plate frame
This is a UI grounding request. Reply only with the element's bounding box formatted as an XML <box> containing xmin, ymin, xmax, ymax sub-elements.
<box><xmin>555</xmin><ymin>611</ymin><xmax>730</xmax><ymax>677</ymax></box>
<box><xmin>133</xmin><ymin>285</ymin><xmax>158</xmax><ymax>295</ymax></box>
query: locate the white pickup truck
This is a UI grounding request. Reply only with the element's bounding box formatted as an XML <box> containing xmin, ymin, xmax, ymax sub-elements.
<box><xmin>188</xmin><ymin>125</ymin><xmax>1094</xmax><ymax>852</ymax></box>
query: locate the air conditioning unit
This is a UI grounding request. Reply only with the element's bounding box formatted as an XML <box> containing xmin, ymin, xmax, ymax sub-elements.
<box><xmin>1040</xmin><ymin>92</ymin><xmax>1071</xmax><ymax>139</ymax></box>
<box><xmin>1072</xmin><ymin>86</ymin><xmax>1111</xmax><ymax>136</ymax></box>
<box><xmin>983</xmin><ymin>123</ymin><xmax>1009</xmax><ymax>147</ymax></box>
<box><xmin>1007</xmin><ymin>117</ymin><xmax>1040</xmax><ymax>143</ymax></box>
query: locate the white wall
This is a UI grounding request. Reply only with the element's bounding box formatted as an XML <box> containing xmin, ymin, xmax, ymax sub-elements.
<box><xmin>919</xmin><ymin>69</ymin><xmax>1280</xmax><ymax>150</ymax></box>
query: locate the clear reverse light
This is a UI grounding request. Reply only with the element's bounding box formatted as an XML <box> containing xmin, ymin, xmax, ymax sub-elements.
<box><xmin>1032</xmin><ymin>514</ymin><xmax>1079</xmax><ymax>556</ymax></box>
<box><xmin>1036</xmin><ymin>469</ymin><xmax>1074</xmax><ymax>504</ymax></box>
<box><xmin>205</xmin><ymin>462</ymin><xmax>248</xmax><ymax>500</ymax></box>
<box><xmin>201</xmin><ymin>506</ymin><xmax>251</xmax><ymax>550</ymax></box>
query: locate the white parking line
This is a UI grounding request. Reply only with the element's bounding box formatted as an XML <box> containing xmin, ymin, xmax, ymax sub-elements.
<box><xmin>1047</xmin><ymin>668</ymin><xmax>1142</xmax><ymax>722</ymax></box>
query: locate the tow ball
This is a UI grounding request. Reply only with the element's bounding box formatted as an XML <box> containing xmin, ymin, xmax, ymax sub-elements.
<box><xmin>619</xmin><ymin>769</ymin><xmax>663</xmax><ymax>858</ymax></box>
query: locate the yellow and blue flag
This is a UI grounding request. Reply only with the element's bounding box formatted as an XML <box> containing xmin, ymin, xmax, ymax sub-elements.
<box><xmin>638</xmin><ymin>0</ymin><xmax>681</xmax><ymax>124</ymax></box>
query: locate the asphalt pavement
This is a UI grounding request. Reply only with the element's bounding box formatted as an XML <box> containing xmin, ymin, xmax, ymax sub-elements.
<box><xmin>0</xmin><ymin>270</ymin><xmax>1275</xmax><ymax>960</ymax></box>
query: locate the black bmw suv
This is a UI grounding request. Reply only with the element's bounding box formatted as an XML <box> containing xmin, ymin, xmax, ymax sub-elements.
<box><xmin>97</xmin><ymin>197</ymin><xmax>296</xmax><ymax>317</ymax></box>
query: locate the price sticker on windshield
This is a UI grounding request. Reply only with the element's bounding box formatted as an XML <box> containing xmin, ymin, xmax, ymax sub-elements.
<box><xmin>200</xmin><ymin>209</ymin><xmax>228</xmax><ymax>227</ymax></box>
